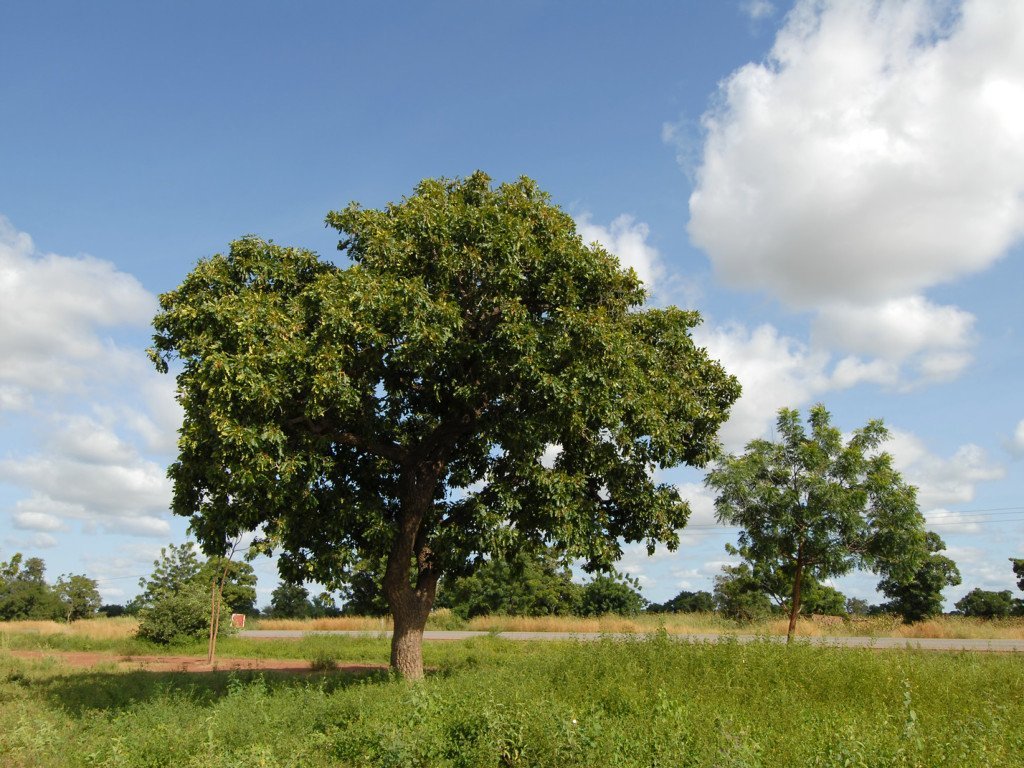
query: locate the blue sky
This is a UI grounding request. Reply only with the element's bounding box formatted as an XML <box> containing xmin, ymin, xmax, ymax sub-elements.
<box><xmin>2</xmin><ymin>0</ymin><xmax>1022</xmax><ymax>610</ymax></box>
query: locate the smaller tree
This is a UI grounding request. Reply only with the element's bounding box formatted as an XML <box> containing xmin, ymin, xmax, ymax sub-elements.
<box><xmin>1011</xmin><ymin>558</ymin><xmax>1024</xmax><ymax>592</ymax></box>
<box><xmin>268</xmin><ymin>582</ymin><xmax>313</xmax><ymax>618</ymax></box>
<box><xmin>647</xmin><ymin>590</ymin><xmax>715</xmax><ymax>614</ymax></box>
<box><xmin>713</xmin><ymin>563</ymin><xmax>775</xmax><ymax>622</ymax></box>
<box><xmin>844</xmin><ymin>597</ymin><xmax>870</xmax><ymax>616</ymax></box>
<box><xmin>133</xmin><ymin>541</ymin><xmax>252</xmax><ymax>643</ymax></box>
<box><xmin>707</xmin><ymin>405</ymin><xmax>926</xmax><ymax>642</ymax></box>
<box><xmin>136</xmin><ymin>542</ymin><xmax>202</xmax><ymax>606</ymax></box>
<box><xmin>339</xmin><ymin>559</ymin><xmax>391</xmax><ymax>617</ymax></box>
<box><xmin>955</xmin><ymin>588</ymin><xmax>1015</xmax><ymax>619</ymax></box>
<box><xmin>800</xmin><ymin>581</ymin><xmax>848</xmax><ymax>617</ymax></box>
<box><xmin>878</xmin><ymin>531</ymin><xmax>961</xmax><ymax>623</ymax></box>
<box><xmin>311</xmin><ymin>592</ymin><xmax>342</xmax><ymax>618</ymax></box>
<box><xmin>54</xmin><ymin>574</ymin><xmax>101</xmax><ymax>622</ymax></box>
<box><xmin>137</xmin><ymin>582</ymin><xmax>232</xmax><ymax>644</ymax></box>
<box><xmin>578</xmin><ymin>573</ymin><xmax>647</xmax><ymax>616</ymax></box>
<box><xmin>0</xmin><ymin>553</ymin><xmax>63</xmax><ymax>621</ymax></box>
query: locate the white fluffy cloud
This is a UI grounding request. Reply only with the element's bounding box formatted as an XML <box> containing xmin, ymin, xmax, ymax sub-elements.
<box><xmin>688</xmin><ymin>0</ymin><xmax>1024</xmax><ymax>381</ymax></box>
<box><xmin>742</xmin><ymin>1</ymin><xmax>775</xmax><ymax>21</ymax></box>
<box><xmin>0</xmin><ymin>218</ymin><xmax>180</xmax><ymax>542</ymax></box>
<box><xmin>884</xmin><ymin>428</ymin><xmax>1005</xmax><ymax>511</ymax></box>
<box><xmin>1007</xmin><ymin>418</ymin><xmax>1024</xmax><ymax>458</ymax></box>
<box><xmin>813</xmin><ymin>296</ymin><xmax>976</xmax><ymax>383</ymax></box>
<box><xmin>576</xmin><ymin>213</ymin><xmax>665</xmax><ymax>298</ymax></box>
<box><xmin>694</xmin><ymin>321</ymin><xmax>832</xmax><ymax>448</ymax></box>
<box><xmin>0</xmin><ymin>216</ymin><xmax>156</xmax><ymax>410</ymax></box>
<box><xmin>0</xmin><ymin>414</ymin><xmax>173</xmax><ymax>537</ymax></box>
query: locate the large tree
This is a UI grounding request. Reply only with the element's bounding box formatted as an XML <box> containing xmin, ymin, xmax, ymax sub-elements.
<box><xmin>878</xmin><ymin>531</ymin><xmax>961</xmax><ymax>623</ymax></box>
<box><xmin>151</xmin><ymin>173</ymin><xmax>739</xmax><ymax>678</ymax></box>
<box><xmin>706</xmin><ymin>405</ymin><xmax>926</xmax><ymax>642</ymax></box>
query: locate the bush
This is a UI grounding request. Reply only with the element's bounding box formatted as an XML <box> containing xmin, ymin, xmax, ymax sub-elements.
<box><xmin>579</xmin><ymin>574</ymin><xmax>647</xmax><ymax>616</ymax></box>
<box><xmin>136</xmin><ymin>583</ymin><xmax>233</xmax><ymax>644</ymax></box>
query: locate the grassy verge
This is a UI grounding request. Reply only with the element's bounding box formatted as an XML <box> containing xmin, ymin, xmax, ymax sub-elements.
<box><xmin>1</xmin><ymin>633</ymin><xmax>1022</xmax><ymax>767</ymax></box>
<box><xmin>4</xmin><ymin>610</ymin><xmax>1024</xmax><ymax>660</ymax></box>
<box><xmin>256</xmin><ymin>610</ymin><xmax>1024</xmax><ymax>640</ymax></box>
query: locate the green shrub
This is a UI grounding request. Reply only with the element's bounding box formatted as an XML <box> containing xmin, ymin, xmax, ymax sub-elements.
<box><xmin>136</xmin><ymin>582</ymin><xmax>233</xmax><ymax>644</ymax></box>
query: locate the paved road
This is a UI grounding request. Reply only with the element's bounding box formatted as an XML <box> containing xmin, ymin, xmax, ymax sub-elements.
<box><xmin>238</xmin><ymin>629</ymin><xmax>1024</xmax><ymax>652</ymax></box>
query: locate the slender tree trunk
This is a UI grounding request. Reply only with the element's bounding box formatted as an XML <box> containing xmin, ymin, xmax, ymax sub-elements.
<box><xmin>787</xmin><ymin>556</ymin><xmax>804</xmax><ymax>644</ymax></box>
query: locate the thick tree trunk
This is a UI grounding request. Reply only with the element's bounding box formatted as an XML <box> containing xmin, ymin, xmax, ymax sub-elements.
<box><xmin>787</xmin><ymin>558</ymin><xmax>804</xmax><ymax>644</ymax></box>
<box><xmin>384</xmin><ymin>462</ymin><xmax>442</xmax><ymax>680</ymax></box>
<box><xmin>390</xmin><ymin>597</ymin><xmax>431</xmax><ymax>679</ymax></box>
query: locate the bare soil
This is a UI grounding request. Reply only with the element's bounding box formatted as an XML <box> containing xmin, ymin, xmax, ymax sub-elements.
<box><xmin>7</xmin><ymin>649</ymin><xmax>387</xmax><ymax>675</ymax></box>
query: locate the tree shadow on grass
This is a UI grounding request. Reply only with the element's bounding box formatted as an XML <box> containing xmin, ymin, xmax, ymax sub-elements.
<box><xmin>18</xmin><ymin>665</ymin><xmax>392</xmax><ymax>717</ymax></box>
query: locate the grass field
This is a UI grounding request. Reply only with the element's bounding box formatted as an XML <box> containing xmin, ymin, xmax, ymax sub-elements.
<box><xmin>256</xmin><ymin>610</ymin><xmax>1024</xmax><ymax>640</ymax></box>
<box><xmin>2</xmin><ymin>621</ymin><xmax>1023</xmax><ymax>766</ymax></box>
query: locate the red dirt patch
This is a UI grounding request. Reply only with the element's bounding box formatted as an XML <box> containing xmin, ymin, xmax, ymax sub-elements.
<box><xmin>7</xmin><ymin>650</ymin><xmax>387</xmax><ymax>675</ymax></box>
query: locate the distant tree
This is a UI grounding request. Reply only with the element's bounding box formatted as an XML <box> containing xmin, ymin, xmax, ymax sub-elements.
<box><xmin>799</xmin><ymin>581</ymin><xmax>848</xmax><ymax>617</ymax></box>
<box><xmin>713</xmin><ymin>563</ymin><xmax>775</xmax><ymax>622</ymax></box>
<box><xmin>310</xmin><ymin>591</ymin><xmax>342</xmax><ymax>618</ymax></box>
<box><xmin>338</xmin><ymin>559</ymin><xmax>390</xmax><ymax>617</ymax></box>
<box><xmin>99</xmin><ymin>604</ymin><xmax>127</xmax><ymax>618</ymax></box>
<box><xmin>132</xmin><ymin>541</ymin><xmax>253</xmax><ymax>643</ymax></box>
<box><xmin>0</xmin><ymin>553</ymin><xmax>63</xmax><ymax>621</ymax></box>
<box><xmin>136</xmin><ymin>542</ymin><xmax>202</xmax><ymax>606</ymax></box>
<box><xmin>707</xmin><ymin>405</ymin><xmax>926</xmax><ymax>642</ymax></box>
<box><xmin>878</xmin><ymin>531</ymin><xmax>961</xmax><ymax>623</ymax></box>
<box><xmin>647</xmin><ymin>590</ymin><xmax>715</xmax><ymax>614</ymax></box>
<box><xmin>268</xmin><ymin>582</ymin><xmax>312</xmax><ymax>618</ymax></box>
<box><xmin>137</xmin><ymin>582</ymin><xmax>231</xmax><ymax>644</ymax></box>
<box><xmin>134</xmin><ymin>541</ymin><xmax>257</xmax><ymax>615</ymax></box>
<box><xmin>54</xmin><ymin>574</ymin><xmax>102</xmax><ymax>622</ymax></box>
<box><xmin>579</xmin><ymin>573</ymin><xmax>647</xmax><ymax>617</ymax></box>
<box><xmin>844</xmin><ymin>597</ymin><xmax>870</xmax><ymax>616</ymax></box>
<box><xmin>1011</xmin><ymin>558</ymin><xmax>1024</xmax><ymax>592</ymax></box>
<box><xmin>198</xmin><ymin>559</ymin><xmax>258</xmax><ymax>615</ymax></box>
<box><xmin>955</xmin><ymin>588</ymin><xmax>1015</xmax><ymax>619</ymax></box>
<box><xmin>438</xmin><ymin>549</ymin><xmax>582</xmax><ymax>619</ymax></box>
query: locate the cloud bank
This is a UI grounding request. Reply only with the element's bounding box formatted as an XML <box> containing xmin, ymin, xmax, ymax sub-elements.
<box><xmin>688</xmin><ymin>0</ymin><xmax>1024</xmax><ymax>384</ymax></box>
<box><xmin>0</xmin><ymin>217</ymin><xmax>180</xmax><ymax>544</ymax></box>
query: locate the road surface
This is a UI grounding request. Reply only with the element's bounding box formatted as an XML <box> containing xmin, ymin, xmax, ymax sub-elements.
<box><xmin>238</xmin><ymin>629</ymin><xmax>1024</xmax><ymax>652</ymax></box>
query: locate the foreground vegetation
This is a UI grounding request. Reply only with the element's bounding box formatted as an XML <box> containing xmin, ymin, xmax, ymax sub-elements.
<box><xmin>2</xmin><ymin>629</ymin><xmax>1022</xmax><ymax>767</ymax></box>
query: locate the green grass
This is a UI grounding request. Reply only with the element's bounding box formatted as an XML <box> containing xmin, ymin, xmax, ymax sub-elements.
<box><xmin>2</xmin><ymin>633</ymin><xmax>1023</xmax><ymax>767</ymax></box>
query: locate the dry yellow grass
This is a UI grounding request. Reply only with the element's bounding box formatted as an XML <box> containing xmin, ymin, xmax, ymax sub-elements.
<box><xmin>295</xmin><ymin>612</ymin><xmax>1024</xmax><ymax>640</ymax></box>
<box><xmin>0</xmin><ymin>616</ymin><xmax>138</xmax><ymax>640</ymax></box>
<box><xmin>4</xmin><ymin>611</ymin><xmax>1022</xmax><ymax>641</ymax></box>
<box><xmin>253</xmin><ymin>615</ymin><xmax>394</xmax><ymax>631</ymax></box>
<box><xmin>252</xmin><ymin>612</ymin><xmax>1024</xmax><ymax>639</ymax></box>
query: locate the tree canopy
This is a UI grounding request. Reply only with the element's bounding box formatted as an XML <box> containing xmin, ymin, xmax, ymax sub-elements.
<box><xmin>1011</xmin><ymin>558</ymin><xmax>1024</xmax><ymax>592</ymax></box>
<box><xmin>878</xmin><ymin>531</ymin><xmax>960</xmax><ymax>623</ymax></box>
<box><xmin>706</xmin><ymin>405</ymin><xmax>926</xmax><ymax>641</ymax></box>
<box><xmin>955</xmin><ymin>588</ymin><xmax>1019</xmax><ymax>619</ymax></box>
<box><xmin>151</xmin><ymin>173</ymin><xmax>740</xmax><ymax>677</ymax></box>
<box><xmin>133</xmin><ymin>542</ymin><xmax>258</xmax><ymax>616</ymax></box>
<box><xmin>646</xmin><ymin>589</ymin><xmax>715</xmax><ymax>614</ymax></box>
<box><xmin>0</xmin><ymin>553</ymin><xmax>66</xmax><ymax>621</ymax></box>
